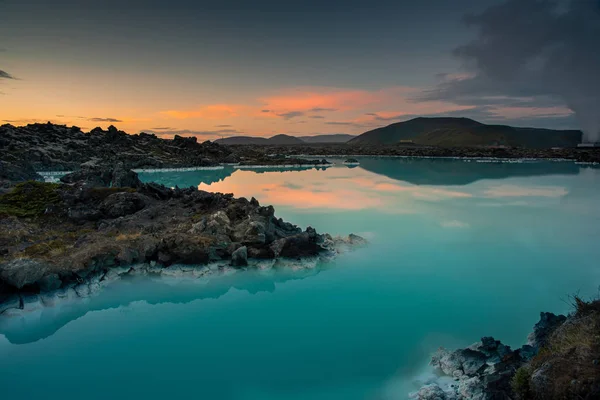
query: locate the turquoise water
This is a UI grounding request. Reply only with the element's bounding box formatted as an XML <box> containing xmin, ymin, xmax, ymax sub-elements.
<box><xmin>2</xmin><ymin>158</ymin><xmax>600</xmax><ymax>399</ymax></box>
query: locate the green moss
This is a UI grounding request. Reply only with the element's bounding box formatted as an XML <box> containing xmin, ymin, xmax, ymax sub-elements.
<box><xmin>511</xmin><ymin>366</ymin><xmax>532</xmax><ymax>399</ymax></box>
<box><xmin>0</xmin><ymin>181</ymin><xmax>61</xmax><ymax>218</ymax></box>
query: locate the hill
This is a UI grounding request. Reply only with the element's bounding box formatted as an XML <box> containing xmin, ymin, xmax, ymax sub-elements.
<box><xmin>215</xmin><ymin>134</ymin><xmax>303</xmax><ymax>145</ymax></box>
<box><xmin>215</xmin><ymin>134</ymin><xmax>355</xmax><ymax>145</ymax></box>
<box><xmin>299</xmin><ymin>134</ymin><xmax>356</xmax><ymax>143</ymax></box>
<box><xmin>349</xmin><ymin>117</ymin><xmax>582</xmax><ymax>148</ymax></box>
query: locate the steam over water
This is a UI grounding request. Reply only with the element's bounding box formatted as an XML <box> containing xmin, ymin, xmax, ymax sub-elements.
<box><xmin>1</xmin><ymin>158</ymin><xmax>600</xmax><ymax>399</ymax></box>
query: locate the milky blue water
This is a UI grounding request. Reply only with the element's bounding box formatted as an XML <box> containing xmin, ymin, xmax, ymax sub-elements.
<box><xmin>2</xmin><ymin>158</ymin><xmax>600</xmax><ymax>399</ymax></box>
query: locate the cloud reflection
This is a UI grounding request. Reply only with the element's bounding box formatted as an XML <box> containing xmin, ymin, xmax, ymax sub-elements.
<box><xmin>484</xmin><ymin>184</ymin><xmax>568</xmax><ymax>198</ymax></box>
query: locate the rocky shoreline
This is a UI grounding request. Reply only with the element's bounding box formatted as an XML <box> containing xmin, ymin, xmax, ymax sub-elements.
<box><xmin>240</xmin><ymin>143</ymin><xmax>600</xmax><ymax>164</ymax></box>
<box><xmin>0</xmin><ymin>166</ymin><xmax>365</xmax><ymax>317</ymax></box>
<box><xmin>411</xmin><ymin>301</ymin><xmax>600</xmax><ymax>399</ymax></box>
<box><xmin>0</xmin><ymin>122</ymin><xmax>330</xmax><ymax>187</ymax></box>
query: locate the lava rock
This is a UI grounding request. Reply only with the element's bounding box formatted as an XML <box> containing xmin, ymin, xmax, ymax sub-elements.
<box><xmin>0</xmin><ymin>258</ymin><xmax>49</xmax><ymax>289</ymax></box>
<box><xmin>231</xmin><ymin>246</ymin><xmax>248</xmax><ymax>267</ymax></box>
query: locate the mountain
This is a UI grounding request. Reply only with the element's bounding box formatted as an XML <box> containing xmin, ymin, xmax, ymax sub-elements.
<box><xmin>349</xmin><ymin>117</ymin><xmax>582</xmax><ymax>148</ymax></box>
<box><xmin>213</xmin><ymin>136</ymin><xmax>269</xmax><ymax>145</ymax></box>
<box><xmin>299</xmin><ymin>134</ymin><xmax>356</xmax><ymax>143</ymax></box>
<box><xmin>269</xmin><ymin>134</ymin><xmax>305</xmax><ymax>145</ymax></box>
<box><xmin>215</xmin><ymin>134</ymin><xmax>304</xmax><ymax>145</ymax></box>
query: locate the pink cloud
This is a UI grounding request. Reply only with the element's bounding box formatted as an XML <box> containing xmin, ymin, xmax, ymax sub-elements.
<box><xmin>161</xmin><ymin>104</ymin><xmax>248</xmax><ymax>119</ymax></box>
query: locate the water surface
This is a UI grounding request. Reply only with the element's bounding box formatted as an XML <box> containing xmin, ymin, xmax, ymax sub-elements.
<box><xmin>2</xmin><ymin>158</ymin><xmax>599</xmax><ymax>399</ymax></box>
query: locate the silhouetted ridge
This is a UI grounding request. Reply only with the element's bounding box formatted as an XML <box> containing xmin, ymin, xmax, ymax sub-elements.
<box><xmin>349</xmin><ymin>117</ymin><xmax>582</xmax><ymax>148</ymax></box>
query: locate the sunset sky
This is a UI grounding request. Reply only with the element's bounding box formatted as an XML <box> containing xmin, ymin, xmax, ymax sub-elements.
<box><xmin>1</xmin><ymin>0</ymin><xmax>591</xmax><ymax>140</ymax></box>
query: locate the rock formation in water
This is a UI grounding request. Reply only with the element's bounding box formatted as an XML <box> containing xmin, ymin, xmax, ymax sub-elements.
<box><xmin>411</xmin><ymin>299</ymin><xmax>600</xmax><ymax>400</ymax></box>
<box><xmin>0</xmin><ymin>166</ymin><xmax>365</xmax><ymax>315</ymax></box>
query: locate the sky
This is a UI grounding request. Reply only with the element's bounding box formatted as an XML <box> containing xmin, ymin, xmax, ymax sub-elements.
<box><xmin>0</xmin><ymin>0</ymin><xmax>597</xmax><ymax>139</ymax></box>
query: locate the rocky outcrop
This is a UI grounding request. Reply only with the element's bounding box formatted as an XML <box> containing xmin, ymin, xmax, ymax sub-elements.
<box><xmin>60</xmin><ymin>164</ymin><xmax>142</xmax><ymax>188</ymax></box>
<box><xmin>527</xmin><ymin>311</ymin><xmax>567</xmax><ymax>350</ymax></box>
<box><xmin>0</xmin><ymin>167</ymin><xmax>365</xmax><ymax>315</ymax></box>
<box><xmin>0</xmin><ymin>259</ymin><xmax>50</xmax><ymax>289</ymax></box>
<box><xmin>412</xmin><ymin>313</ymin><xmax>567</xmax><ymax>400</ymax></box>
<box><xmin>231</xmin><ymin>246</ymin><xmax>248</xmax><ymax>267</ymax></box>
<box><xmin>0</xmin><ymin>122</ymin><xmax>329</xmax><ymax>173</ymax></box>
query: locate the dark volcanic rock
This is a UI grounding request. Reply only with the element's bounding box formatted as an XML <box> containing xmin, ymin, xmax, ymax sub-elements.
<box><xmin>100</xmin><ymin>192</ymin><xmax>147</xmax><ymax>218</ymax></box>
<box><xmin>231</xmin><ymin>246</ymin><xmax>248</xmax><ymax>267</ymax></box>
<box><xmin>0</xmin><ymin>123</ymin><xmax>328</xmax><ymax>176</ymax></box>
<box><xmin>0</xmin><ymin>158</ymin><xmax>42</xmax><ymax>182</ymax></box>
<box><xmin>61</xmin><ymin>165</ymin><xmax>142</xmax><ymax>188</ymax></box>
<box><xmin>0</xmin><ymin>259</ymin><xmax>49</xmax><ymax>289</ymax></box>
<box><xmin>0</xmin><ymin>168</ymin><xmax>364</xmax><ymax>303</ymax></box>
<box><xmin>415</xmin><ymin>311</ymin><xmax>572</xmax><ymax>400</ymax></box>
<box><xmin>527</xmin><ymin>312</ymin><xmax>567</xmax><ymax>350</ymax></box>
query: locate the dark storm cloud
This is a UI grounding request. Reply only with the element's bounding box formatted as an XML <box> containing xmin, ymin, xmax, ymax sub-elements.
<box><xmin>309</xmin><ymin>115</ymin><xmax>325</xmax><ymax>119</ymax></box>
<box><xmin>89</xmin><ymin>117</ymin><xmax>123</xmax><ymax>123</ymax></box>
<box><xmin>366</xmin><ymin>106</ymin><xmax>577</xmax><ymax>130</ymax></box>
<box><xmin>418</xmin><ymin>0</ymin><xmax>600</xmax><ymax>141</ymax></box>
<box><xmin>277</xmin><ymin>111</ymin><xmax>304</xmax><ymax>120</ymax></box>
<box><xmin>261</xmin><ymin>110</ymin><xmax>271</xmax><ymax>113</ymax></box>
<box><xmin>0</xmin><ymin>69</ymin><xmax>15</xmax><ymax>79</ymax></box>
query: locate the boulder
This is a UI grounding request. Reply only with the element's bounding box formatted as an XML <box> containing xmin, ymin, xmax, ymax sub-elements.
<box><xmin>38</xmin><ymin>273</ymin><xmax>62</xmax><ymax>291</ymax></box>
<box><xmin>279</xmin><ymin>230</ymin><xmax>322</xmax><ymax>258</ymax></box>
<box><xmin>61</xmin><ymin>167</ymin><xmax>113</xmax><ymax>187</ymax></box>
<box><xmin>100</xmin><ymin>192</ymin><xmax>147</xmax><ymax>218</ymax></box>
<box><xmin>0</xmin><ymin>258</ymin><xmax>49</xmax><ymax>289</ymax></box>
<box><xmin>61</xmin><ymin>166</ymin><xmax>142</xmax><ymax>188</ymax></box>
<box><xmin>0</xmin><ymin>159</ymin><xmax>42</xmax><ymax>182</ymax></box>
<box><xmin>111</xmin><ymin>166</ymin><xmax>142</xmax><ymax>188</ymax></box>
<box><xmin>431</xmin><ymin>347</ymin><xmax>487</xmax><ymax>377</ymax></box>
<box><xmin>157</xmin><ymin>234</ymin><xmax>210</xmax><ymax>265</ymax></box>
<box><xmin>67</xmin><ymin>205</ymin><xmax>103</xmax><ymax>222</ymax></box>
<box><xmin>527</xmin><ymin>312</ymin><xmax>567</xmax><ymax>350</ymax></box>
<box><xmin>231</xmin><ymin>246</ymin><xmax>248</xmax><ymax>267</ymax></box>
<box><xmin>411</xmin><ymin>384</ymin><xmax>451</xmax><ymax>400</ymax></box>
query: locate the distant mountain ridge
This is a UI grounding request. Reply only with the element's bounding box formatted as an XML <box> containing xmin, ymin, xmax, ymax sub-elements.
<box><xmin>215</xmin><ymin>133</ymin><xmax>356</xmax><ymax>145</ymax></box>
<box><xmin>298</xmin><ymin>134</ymin><xmax>357</xmax><ymax>143</ymax></box>
<box><xmin>349</xmin><ymin>117</ymin><xmax>582</xmax><ymax>148</ymax></box>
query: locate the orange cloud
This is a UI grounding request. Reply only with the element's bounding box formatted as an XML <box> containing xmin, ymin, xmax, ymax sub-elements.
<box><xmin>161</xmin><ymin>104</ymin><xmax>247</xmax><ymax>119</ymax></box>
<box><xmin>259</xmin><ymin>87</ymin><xmax>414</xmax><ymax>114</ymax></box>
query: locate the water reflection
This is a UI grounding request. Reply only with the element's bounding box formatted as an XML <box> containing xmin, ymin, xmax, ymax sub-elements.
<box><xmin>0</xmin><ymin>264</ymin><xmax>328</xmax><ymax>345</ymax></box>
<box><xmin>137</xmin><ymin>167</ymin><xmax>234</xmax><ymax>187</ymax></box>
<box><xmin>357</xmin><ymin>157</ymin><xmax>580</xmax><ymax>185</ymax></box>
<box><xmin>3</xmin><ymin>158</ymin><xmax>600</xmax><ymax>400</ymax></box>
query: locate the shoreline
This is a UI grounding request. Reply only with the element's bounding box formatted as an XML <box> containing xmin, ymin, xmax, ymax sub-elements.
<box><xmin>0</xmin><ymin>167</ymin><xmax>366</xmax><ymax>323</ymax></box>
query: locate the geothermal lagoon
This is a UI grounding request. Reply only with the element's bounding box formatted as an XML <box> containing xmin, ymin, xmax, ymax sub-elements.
<box><xmin>1</xmin><ymin>158</ymin><xmax>600</xmax><ymax>399</ymax></box>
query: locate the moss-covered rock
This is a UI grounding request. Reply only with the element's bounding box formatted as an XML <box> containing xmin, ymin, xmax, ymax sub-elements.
<box><xmin>0</xmin><ymin>181</ymin><xmax>61</xmax><ymax>218</ymax></box>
